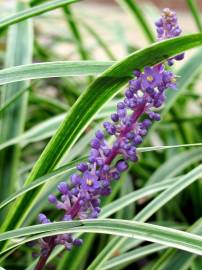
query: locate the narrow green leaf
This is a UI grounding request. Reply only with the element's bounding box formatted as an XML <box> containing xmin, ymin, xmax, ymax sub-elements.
<box><xmin>81</xmin><ymin>21</ymin><xmax>116</xmax><ymax>60</ymax></box>
<box><xmin>147</xmin><ymin>148</ymin><xmax>202</xmax><ymax>185</ymax></box>
<box><xmin>100</xmin><ymin>178</ymin><xmax>176</xmax><ymax>218</ymax></box>
<box><xmin>102</xmin><ymin>244</ymin><xmax>166</xmax><ymax>270</ymax></box>
<box><xmin>0</xmin><ymin>100</ymin><xmax>117</xmax><ymax>150</ymax></box>
<box><xmin>106</xmin><ymin>218</ymin><xmax>202</xmax><ymax>270</ymax></box>
<box><xmin>150</xmin><ymin>218</ymin><xmax>202</xmax><ymax>270</ymax></box>
<box><xmin>63</xmin><ymin>6</ymin><xmax>89</xmax><ymax>60</ymax></box>
<box><xmin>0</xmin><ymin>61</ymin><xmax>114</xmax><ymax>86</ymax></box>
<box><xmin>0</xmin><ymin>2</ymin><xmax>33</xmax><ymax>201</ymax></box>
<box><xmin>2</xmin><ymin>34</ymin><xmax>202</xmax><ymax>239</ymax></box>
<box><xmin>0</xmin><ymin>86</ymin><xmax>29</xmax><ymax>115</ymax></box>
<box><xmin>117</xmin><ymin>0</ymin><xmax>155</xmax><ymax>43</ymax></box>
<box><xmin>0</xmin><ymin>158</ymin><xmax>84</xmax><ymax>210</ymax></box>
<box><xmin>29</xmin><ymin>93</ymin><xmax>68</xmax><ymax>113</ymax></box>
<box><xmin>186</xmin><ymin>0</ymin><xmax>202</xmax><ymax>32</ymax></box>
<box><xmin>1</xmin><ymin>220</ymin><xmax>202</xmax><ymax>257</ymax></box>
<box><xmin>0</xmin><ymin>0</ymin><xmax>80</xmax><ymax>31</ymax></box>
<box><xmin>138</xmin><ymin>144</ymin><xmax>202</xmax><ymax>153</ymax></box>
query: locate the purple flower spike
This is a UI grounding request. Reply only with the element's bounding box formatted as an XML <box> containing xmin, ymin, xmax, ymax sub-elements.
<box><xmin>155</xmin><ymin>8</ymin><xmax>184</xmax><ymax>65</ymax></box>
<box><xmin>36</xmin><ymin>8</ymin><xmax>185</xmax><ymax>267</ymax></box>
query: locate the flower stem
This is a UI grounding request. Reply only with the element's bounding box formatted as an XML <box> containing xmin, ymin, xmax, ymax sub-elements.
<box><xmin>34</xmin><ymin>238</ymin><xmax>55</xmax><ymax>270</ymax></box>
<box><xmin>106</xmin><ymin>102</ymin><xmax>146</xmax><ymax>164</ymax></box>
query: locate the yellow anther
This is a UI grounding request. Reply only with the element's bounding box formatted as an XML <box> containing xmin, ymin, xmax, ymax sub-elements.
<box><xmin>86</xmin><ymin>179</ymin><xmax>93</xmax><ymax>186</ymax></box>
<box><xmin>146</xmin><ymin>75</ymin><xmax>154</xmax><ymax>82</ymax></box>
<box><xmin>171</xmin><ymin>77</ymin><xmax>176</xmax><ymax>83</ymax></box>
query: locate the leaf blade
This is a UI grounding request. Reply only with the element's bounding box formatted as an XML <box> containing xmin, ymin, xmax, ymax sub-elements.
<box><xmin>0</xmin><ymin>61</ymin><xmax>115</xmax><ymax>86</ymax></box>
<box><xmin>0</xmin><ymin>0</ymin><xmax>80</xmax><ymax>30</ymax></box>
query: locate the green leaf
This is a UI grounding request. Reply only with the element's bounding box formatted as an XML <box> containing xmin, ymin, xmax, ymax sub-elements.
<box><xmin>86</xmin><ymin>165</ymin><xmax>202</xmax><ymax>270</ymax></box>
<box><xmin>0</xmin><ymin>157</ymin><xmax>85</xmax><ymax>211</ymax></box>
<box><xmin>0</xmin><ymin>100</ymin><xmax>117</xmax><ymax>150</ymax></box>
<box><xmin>150</xmin><ymin>218</ymin><xmax>202</xmax><ymax>270</ymax></box>
<box><xmin>63</xmin><ymin>6</ymin><xmax>89</xmax><ymax>60</ymax></box>
<box><xmin>82</xmin><ymin>21</ymin><xmax>116</xmax><ymax>60</ymax></box>
<box><xmin>105</xmin><ymin>218</ymin><xmax>202</xmax><ymax>270</ymax></box>
<box><xmin>2</xmin><ymin>34</ymin><xmax>202</xmax><ymax>239</ymax></box>
<box><xmin>0</xmin><ymin>86</ymin><xmax>29</xmax><ymax>115</ymax></box>
<box><xmin>29</xmin><ymin>92</ymin><xmax>68</xmax><ymax>113</ymax></box>
<box><xmin>186</xmin><ymin>0</ymin><xmax>202</xmax><ymax>32</ymax></box>
<box><xmin>100</xmin><ymin>178</ymin><xmax>176</xmax><ymax>218</ymax></box>
<box><xmin>0</xmin><ymin>2</ymin><xmax>33</xmax><ymax>202</ymax></box>
<box><xmin>1</xmin><ymin>219</ymin><xmax>202</xmax><ymax>257</ymax></box>
<box><xmin>0</xmin><ymin>0</ymin><xmax>80</xmax><ymax>31</ymax></box>
<box><xmin>0</xmin><ymin>61</ymin><xmax>114</xmax><ymax>86</ymax></box>
<box><xmin>102</xmin><ymin>244</ymin><xmax>166</xmax><ymax>270</ymax></box>
<box><xmin>116</xmin><ymin>0</ymin><xmax>155</xmax><ymax>43</ymax></box>
<box><xmin>147</xmin><ymin>148</ymin><xmax>202</xmax><ymax>185</ymax></box>
<box><xmin>138</xmin><ymin>144</ymin><xmax>202</xmax><ymax>153</ymax></box>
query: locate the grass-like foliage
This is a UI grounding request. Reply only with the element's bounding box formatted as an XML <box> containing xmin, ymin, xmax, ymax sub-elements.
<box><xmin>0</xmin><ymin>0</ymin><xmax>202</xmax><ymax>269</ymax></box>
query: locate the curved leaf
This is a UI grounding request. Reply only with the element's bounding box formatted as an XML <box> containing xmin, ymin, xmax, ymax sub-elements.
<box><xmin>186</xmin><ymin>0</ymin><xmax>202</xmax><ymax>32</ymax></box>
<box><xmin>0</xmin><ymin>61</ymin><xmax>114</xmax><ymax>86</ymax></box>
<box><xmin>0</xmin><ymin>157</ymin><xmax>85</xmax><ymax>210</ymax></box>
<box><xmin>1</xmin><ymin>220</ymin><xmax>202</xmax><ymax>257</ymax></box>
<box><xmin>0</xmin><ymin>2</ymin><xmax>33</xmax><ymax>202</ymax></box>
<box><xmin>147</xmin><ymin>148</ymin><xmax>202</xmax><ymax>185</ymax></box>
<box><xmin>0</xmin><ymin>0</ymin><xmax>80</xmax><ymax>31</ymax></box>
<box><xmin>102</xmin><ymin>244</ymin><xmax>166</xmax><ymax>270</ymax></box>
<box><xmin>117</xmin><ymin>0</ymin><xmax>155</xmax><ymax>43</ymax></box>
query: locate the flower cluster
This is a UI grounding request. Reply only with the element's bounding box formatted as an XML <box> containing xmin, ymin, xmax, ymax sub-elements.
<box><xmin>35</xmin><ymin>8</ymin><xmax>184</xmax><ymax>269</ymax></box>
<box><xmin>155</xmin><ymin>8</ymin><xmax>184</xmax><ymax>65</ymax></box>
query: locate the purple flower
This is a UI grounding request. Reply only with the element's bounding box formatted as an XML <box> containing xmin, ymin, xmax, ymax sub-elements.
<box><xmin>141</xmin><ymin>66</ymin><xmax>162</xmax><ymax>90</ymax></box>
<box><xmin>77</xmin><ymin>162</ymin><xmax>88</xmax><ymax>172</ymax></box>
<box><xmin>162</xmin><ymin>71</ymin><xmax>177</xmax><ymax>89</ymax></box>
<box><xmin>116</xmin><ymin>160</ymin><xmax>128</xmax><ymax>172</ymax></box>
<box><xmin>81</xmin><ymin>171</ymin><xmax>100</xmax><ymax>192</ymax></box>
<box><xmin>155</xmin><ymin>8</ymin><xmax>181</xmax><ymax>40</ymax></box>
<box><xmin>38</xmin><ymin>214</ymin><xmax>50</xmax><ymax>224</ymax></box>
<box><xmin>155</xmin><ymin>8</ymin><xmax>184</xmax><ymax>64</ymax></box>
<box><xmin>57</xmin><ymin>182</ymin><xmax>69</xmax><ymax>195</ymax></box>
